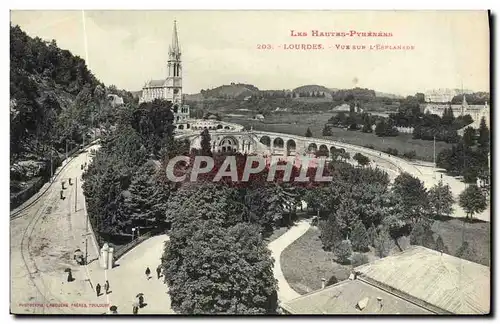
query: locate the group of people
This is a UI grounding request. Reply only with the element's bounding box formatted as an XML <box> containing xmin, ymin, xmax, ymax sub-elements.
<box><xmin>144</xmin><ymin>265</ymin><xmax>163</xmax><ymax>280</ymax></box>
<box><xmin>95</xmin><ymin>280</ymin><xmax>110</xmax><ymax>297</ymax></box>
<box><xmin>99</xmin><ymin>266</ymin><xmax>164</xmax><ymax>315</ymax></box>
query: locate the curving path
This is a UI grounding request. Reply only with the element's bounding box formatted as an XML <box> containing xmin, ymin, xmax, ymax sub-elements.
<box><xmin>109</xmin><ymin>235</ymin><xmax>175</xmax><ymax>314</ymax></box>
<box><xmin>267</xmin><ymin>220</ymin><xmax>311</xmax><ymax>303</ymax></box>
<box><xmin>10</xmin><ymin>145</ymin><xmax>105</xmax><ymax>315</ymax></box>
<box><xmin>103</xmin><ymin>220</ymin><xmax>312</xmax><ymax>314</ymax></box>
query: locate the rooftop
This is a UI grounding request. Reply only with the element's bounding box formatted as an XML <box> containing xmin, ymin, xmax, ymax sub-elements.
<box><xmin>144</xmin><ymin>79</ymin><xmax>167</xmax><ymax>88</ymax></box>
<box><xmin>281</xmin><ymin>278</ymin><xmax>433</xmax><ymax>314</ymax></box>
<box><xmin>355</xmin><ymin>246</ymin><xmax>490</xmax><ymax>314</ymax></box>
<box><xmin>281</xmin><ymin>246</ymin><xmax>490</xmax><ymax>315</ymax></box>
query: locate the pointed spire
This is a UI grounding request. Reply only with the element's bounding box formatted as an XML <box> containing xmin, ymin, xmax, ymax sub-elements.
<box><xmin>169</xmin><ymin>20</ymin><xmax>180</xmax><ymax>58</ymax></box>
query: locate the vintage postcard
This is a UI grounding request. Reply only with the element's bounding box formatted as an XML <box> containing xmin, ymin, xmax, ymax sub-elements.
<box><xmin>10</xmin><ymin>10</ymin><xmax>491</xmax><ymax>315</ymax></box>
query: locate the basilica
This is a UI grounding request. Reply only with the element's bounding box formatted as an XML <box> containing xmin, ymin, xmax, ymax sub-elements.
<box><xmin>139</xmin><ymin>21</ymin><xmax>190</xmax><ymax>123</ymax></box>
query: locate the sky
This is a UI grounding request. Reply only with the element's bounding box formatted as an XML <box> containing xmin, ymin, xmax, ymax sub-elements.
<box><xmin>10</xmin><ymin>10</ymin><xmax>490</xmax><ymax>96</ymax></box>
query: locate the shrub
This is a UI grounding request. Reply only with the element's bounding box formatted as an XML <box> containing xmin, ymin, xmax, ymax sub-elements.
<box><xmin>334</xmin><ymin>239</ymin><xmax>353</xmax><ymax>264</ymax></box>
<box><xmin>383</xmin><ymin>148</ymin><xmax>399</xmax><ymax>156</ymax></box>
<box><xmin>366</xmin><ymin>225</ymin><xmax>377</xmax><ymax>246</ymax></box>
<box><xmin>374</xmin><ymin>228</ymin><xmax>392</xmax><ymax>258</ymax></box>
<box><xmin>351</xmin><ymin>253</ymin><xmax>369</xmax><ymax>267</ymax></box>
<box><xmin>456</xmin><ymin>241</ymin><xmax>477</xmax><ymax>263</ymax></box>
<box><xmin>410</xmin><ymin>221</ymin><xmax>435</xmax><ymax>249</ymax></box>
<box><xmin>435</xmin><ymin>235</ymin><xmax>449</xmax><ymax>254</ymax></box>
<box><xmin>325</xmin><ymin>275</ymin><xmax>338</xmax><ymax>287</ymax></box>
<box><xmin>351</xmin><ymin>221</ymin><xmax>370</xmax><ymax>252</ymax></box>
<box><xmin>403</xmin><ymin>150</ymin><xmax>417</xmax><ymax>160</ymax></box>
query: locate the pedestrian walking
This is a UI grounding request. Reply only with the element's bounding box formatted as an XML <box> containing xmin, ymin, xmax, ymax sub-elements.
<box><xmin>104</xmin><ymin>280</ymin><xmax>110</xmax><ymax>294</ymax></box>
<box><xmin>156</xmin><ymin>265</ymin><xmax>162</xmax><ymax>279</ymax></box>
<box><xmin>145</xmin><ymin>267</ymin><xmax>151</xmax><ymax>280</ymax></box>
<box><xmin>133</xmin><ymin>302</ymin><xmax>139</xmax><ymax>315</ymax></box>
<box><xmin>96</xmin><ymin>283</ymin><xmax>101</xmax><ymax>297</ymax></box>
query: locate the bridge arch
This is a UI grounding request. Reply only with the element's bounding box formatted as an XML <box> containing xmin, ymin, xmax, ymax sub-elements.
<box><xmin>217</xmin><ymin>124</ymin><xmax>223</xmax><ymax>130</ymax></box>
<box><xmin>273</xmin><ymin>137</ymin><xmax>284</xmax><ymax>149</ymax></box>
<box><xmin>286</xmin><ymin>139</ymin><xmax>296</xmax><ymax>155</ymax></box>
<box><xmin>260</xmin><ymin>136</ymin><xmax>271</xmax><ymax>147</ymax></box>
<box><xmin>219</xmin><ymin>136</ymin><xmax>239</xmax><ymax>153</ymax></box>
<box><xmin>308</xmin><ymin>143</ymin><xmax>318</xmax><ymax>153</ymax></box>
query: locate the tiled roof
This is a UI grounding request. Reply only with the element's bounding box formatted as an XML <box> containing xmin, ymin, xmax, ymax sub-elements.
<box><xmin>144</xmin><ymin>79</ymin><xmax>167</xmax><ymax>88</ymax></box>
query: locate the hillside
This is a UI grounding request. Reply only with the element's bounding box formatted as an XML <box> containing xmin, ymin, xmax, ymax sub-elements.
<box><xmin>9</xmin><ymin>24</ymin><xmax>126</xmax><ymax>208</ymax></box>
<box><xmin>293</xmin><ymin>84</ymin><xmax>332</xmax><ymax>94</ymax></box>
<box><xmin>197</xmin><ymin>83</ymin><xmax>260</xmax><ymax>100</ymax></box>
<box><xmin>375</xmin><ymin>91</ymin><xmax>403</xmax><ymax>99</ymax></box>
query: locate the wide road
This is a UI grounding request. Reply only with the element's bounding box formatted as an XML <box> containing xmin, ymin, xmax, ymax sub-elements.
<box><xmin>10</xmin><ymin>145</ymin><xmax>106</xmax><ymax>315</ymax></box>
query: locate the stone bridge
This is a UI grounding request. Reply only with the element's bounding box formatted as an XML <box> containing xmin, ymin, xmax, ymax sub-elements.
<box><xmin>175</xmin><ymin>124</ymin><xmax>422</xmax><ymax>177</ymax></box>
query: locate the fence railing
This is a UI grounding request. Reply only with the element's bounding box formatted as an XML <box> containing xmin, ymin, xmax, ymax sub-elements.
<box><xmin>112</xmin><ymin>231</ymin><xmax>154</xmax><ymax>261</ymax></box>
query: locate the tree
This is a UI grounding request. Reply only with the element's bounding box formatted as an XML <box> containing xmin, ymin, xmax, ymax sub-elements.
<box><xmin>200</xmin><ymin>128</ymin><xmax>212</xmax><ymax>156</ymax></box>
<box><xmin>322</xmin><ymin>125</ymin><xmax>332</xmax><ymax>136</ymax></box>
<box><xmin>123</xmin><ymin>161</ymin><xmax>170</xmax><ymax>226</ymax></box>
<box><xmin>351</xmin><ymin>221</ymin><xmax>370</xmax><ymax>252</ymax></box>
<box><xmin>353</xmin><ymin>153</ymin><xmax>370</xmax><ymax>167</ymax></box>
<box><xmin>458</xmin><ymin>185</ymin><xmax>487</xmax><ymax>219</ymax></box>
<box><xmin>351</xmin><ymin>253</ymin><xmax>369</xmax><ymax>267</ymax></box>
<box><xmin>455</xmin><ymin>241</ymin><xmax>477</xmax><ymax>263</ymax></box>
<box><xmin>163</xmin><ymin>221</ymin><xmax>278</xmax><ymax>314</ymax></box>
<box><xmin>402</xmin><ymin>150</ymin><xmax>417</xmax><ymax>160</ymax></box>
<box><xmin>428</xmin><ymin>181</ymin><xmax>454</xmax><ymax>217</ymax></box>
<box><xmin>463</xmin><ymin>127</ymin><xmax>476</xmax><ymax>147</ymax></box>
<box><xmin>392</xmin><ymin>172</ymin><xmax>429</xmax><ymax>223</ymax></box>
<box><xmin>319</xmin><ymin>217</ymin><xmax>343</xmax><ymax>251</ymax></box>
<box><xmin>477</xmin><ymin>117</ymin><xmax>490</xmax><ymax>151</ymax></box>
<box><xmin>334</xmin><ymin>239</ymin><xmax>352</xmax><ymax>264</ymax></box>
<box><xmin>374</xmin><ymin>227</ymin><xmax>392</xmax><ymax>258</ymax></box>
<box><xmin>333</xmin><ymin>198</ymin><xmax>359</xmax><ymax>239</ymax></box>
<box><xmin>305</xmin><ymin>127</ymin><xmax>312</xmax><ymax>137</ymax></box>
<box><xmin>435</xmin><ymin>235</ymin><xmax>449</xmax><ymax>254</ymax></box>
<box><xmin>361</xmin><ymin>123</ymin><xmax>372</xmax><ymax>133</ymax></box>
<box><xmin>409</xmin><ymin>221</ymin><xmax>435</xmax><ymax>249</ymax></box>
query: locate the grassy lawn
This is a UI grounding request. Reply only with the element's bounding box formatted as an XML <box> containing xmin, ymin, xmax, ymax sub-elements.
<box><xmin>226</xmin><ymin>113</ymin><xmax>453</xmax><ymax>162</ymax></box>
<box><xmin>280</xmin><ymin>227</ymin><xmax>352</xmax><ymax>295</ymax></box>
<box><xmin>432</xmin><ymin>218</ymin><xmax>490</xmax><ymax>266</ymax></box>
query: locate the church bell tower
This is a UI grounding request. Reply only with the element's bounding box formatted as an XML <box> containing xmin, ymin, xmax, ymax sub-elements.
<box><xmin>167</xmin><ymin>20</ymin><xmax>183</xmax><ymax>113</ymax></box>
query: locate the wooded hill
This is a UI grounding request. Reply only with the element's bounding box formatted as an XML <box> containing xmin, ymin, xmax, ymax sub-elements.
<box><xmin>10</xmin><ymin>25</ymin><xmax>131</xmax><ymax>207</ymax></box>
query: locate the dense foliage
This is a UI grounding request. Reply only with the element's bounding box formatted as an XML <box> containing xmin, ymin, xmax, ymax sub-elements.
<box><xmin>10</xmin><ymin>25</ymin><xmax>132</xmax><ymax>161</ymax></box>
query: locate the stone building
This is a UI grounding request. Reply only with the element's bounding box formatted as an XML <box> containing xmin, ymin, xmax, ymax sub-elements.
<box><xmin>139</xmin><ymin>21</ymin><xmax>190</xmax><ymax>123</ymax></box>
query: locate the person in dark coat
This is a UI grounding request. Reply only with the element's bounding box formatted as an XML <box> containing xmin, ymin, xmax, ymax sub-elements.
<box><xmin>145</xmin><ymin>267</ymin><xmax>151</xmax><ymax>280</ymax></box>
<box><xmin>104</xmin><ymin>280</ymin><xmax>110</xmax><ymax>294</ymax></box>
<box><xmin>156</xmin><ymin>265</ymin><xmax>162</xmax><ymax>279</ymax></box>
<box><xmin>96</xmin><ymin>283</ymin><xmax>101</xmax><ymax>297</ymax></box>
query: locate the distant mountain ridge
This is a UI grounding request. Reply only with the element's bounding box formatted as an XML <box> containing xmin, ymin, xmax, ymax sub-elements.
<box><xmin>164</xmin><ymin>83</ymin><xmax>405</xmax><ymax>101</ymax></box>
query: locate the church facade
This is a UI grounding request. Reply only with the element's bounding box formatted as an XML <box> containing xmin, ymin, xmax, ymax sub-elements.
<box><xmin>139</xmin><ymin>21</ymin><xmax>190</xmax><ymax>123</ymax></box>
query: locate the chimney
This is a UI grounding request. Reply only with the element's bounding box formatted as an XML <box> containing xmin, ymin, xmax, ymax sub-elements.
<box><xmin>321</xmin><ymin>278</ymin><xmax>326</xmax><ymax>289</ymax></box>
